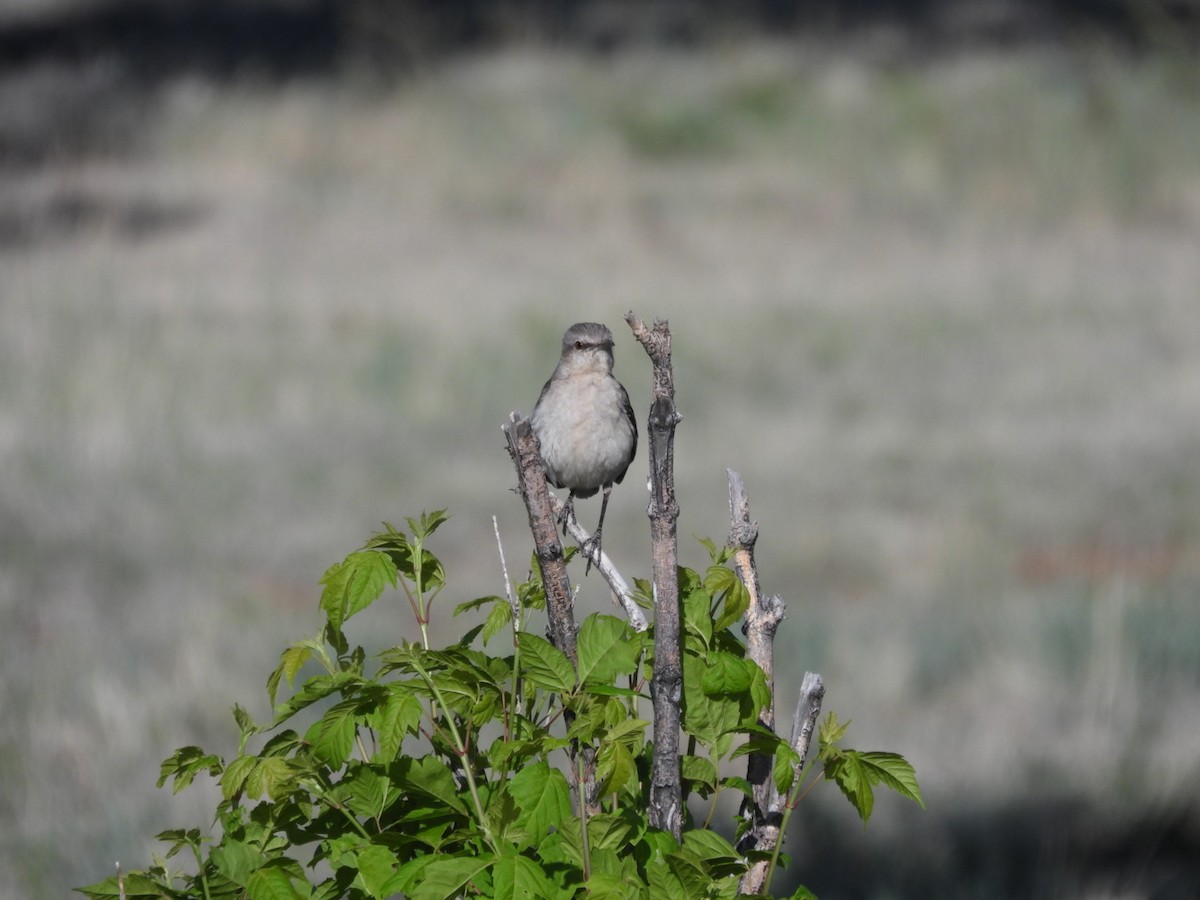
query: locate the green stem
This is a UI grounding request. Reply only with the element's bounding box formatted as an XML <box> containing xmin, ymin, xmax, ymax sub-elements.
<box><xmin>763</xmin><ymin>765</ymin><xmax>823</xmax><ymax>893</ymax></box>
<box><xmin>576</xmin><ymin>751</ymin><xmax>591</xmax><ymax>881</ymax></box>
<box><xmin>188</xmin><ymin>843</ymin><xmax>212</xmax><ymax>900</ymax></box>
<box><xmin>412</xmin><ymin>659</ymin><xmax>496</xmax><ymax>851</ymax></box>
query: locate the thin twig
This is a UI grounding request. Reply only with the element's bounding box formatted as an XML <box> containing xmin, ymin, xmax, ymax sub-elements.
<box><xmin>493</xmin><ymin>514</ymin><xmax>520</xmax><ymax>626</ymax></box>
<box><xmin>549</xmin><ymin>492</ymin><xmax>647</xmax><ymax>632</ymax></box>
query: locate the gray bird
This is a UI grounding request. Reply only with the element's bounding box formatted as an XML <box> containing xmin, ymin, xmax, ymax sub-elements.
<box><xmin>531</xmin><ymin>322</ymin><xmax>638</xmax><ymax>572</ymax></box>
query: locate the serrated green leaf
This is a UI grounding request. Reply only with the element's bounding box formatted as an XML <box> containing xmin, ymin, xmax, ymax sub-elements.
<box><xmin>516</xmin><ymin>632</ymin><xmax>575</xmax><ymax>692</ymax></box>
<box><xmin>353</xmin><ymin>844</ymin><xmax>400</xmax><ymax>900</ymax></box>
<box><xmin>157</xmin><ymin>745</ymin><xmax>222</xmax><ymax>792</ymax></box>
<box><xmin>273</xmin><ymin>671</ymin><xmax>360</xmax><ymax>725</ymax></box>
<box><xmin>319</xmin><ymin>551</ymin><xmax>397</xmax><ymax>629</ymax></box>
<box><xmin>312</xmin><ymin>699</ymin><xmax>358</xmax><ymax>767</ymax></box>
<box><xmin>508</xmin><ymin>761</ymin><xmax>571</xmax><ymax>847</ymax></box>
<box><xmin>491</xmin><ymin>854</ymin><xmax>555</xmax><ymax>900</ymax></box>
<box><xmin>700</xmin><ymin>652</ymin><xmax>754</xmax><ymax>696</ymax></box>
<box><xmin>269</xmin><ymin>643</ymin><xmax>315</xmax><ymax>707</ymax></box>
<box><xmin>680</xmin><ymin>755</ymin><xmax>718</xmax><ymax>794</ymax></box>
<box><xmin>818</xmin><ymin>711</ymin><xmax>850</xmax><ymax>750</ymax></box>
<box><xmin>246</xmin><ymin>859</ymin><xmax>308</xmax><ymax>900</ymax></box>
<box><xmin>73</xmin><ymin>872</ymin><xmax>166</xmax><ymax>899</ymax></box>
<box><xmin>396</xmin><ymin>755</ymin><xmax>468</xmax><ymax>815</ymax></box>
<box><xmin>339</xmin><ymin>764</ymin><xmax>391</xmax><ymax>819</ymax></box>
<box><xmin>596</xmin><ymin>739</ymin><xmax>637</xmax><ymax>796</ymax></box>
<box><xmin>681</xmin><ymin>583</ymin><xmax>713</xmax><ymax>649</ymax></box>
<box><xmin>682</xmin><ymin>652</ymin><xmax>743</xmax><ymax>747</ymax></box>
<box><xmin>482</xmin><ymin>600</ymin><xmax>513</xmax><ymax>646</ymax></box>
<box><xmin>211</xmin><ymin>839</ymin><xmax>264</xmax><ymax>885</ymax></box>
<box><xmin>577</xmin><ymin>614</ymin><xmax>641</xmax><ymax>685</ymax></box>
<box><xmin>453</xmin><ymin>594</ymin><xmax>506</xmax><ymax>615</ymax></box>
<box><xmin>645</xmin><ymin>854</ymin><xmax>684</xmax><ymax>900</ymax></box>
<box><xmin>772</xmin><ymin>743</ymin><xmax>801</xmax><ymax>796</ymax></box>
<box><xmin>408</xmin><ymin>855</ymin><xmax>492</xmax><ymax>900</ymax></box>
<box><xmin>680</xmin><ymin>828</ymin><xmax>740</xmax><ymax>864</ymax></box>
<box><xmin>856</xmin><ymin>751</ymin><xmax>923</xmax><ymax>809</ymax></box>
<box><xmin>246</xmin><ymin>755</ymin><xmax>294</xmax><ymax>801</ymax></box>
<box><xmin>220</xmin><ymin>754</ymin><xmax>258</xmax><ymax>800</ymax></box>
<box><xmin>232</xmin><ymin>704</ymin><xmax>256</xmax><ymax>736</ymax></box>
<box><xmin>372</xmin><ymin>686</ymin><xmax>422</xmax><ymax>762</ymax></box>
<box><xmin>788</xmin><ymin>885</ymin><xmax>819</xmax><ymax>900</ymax></box>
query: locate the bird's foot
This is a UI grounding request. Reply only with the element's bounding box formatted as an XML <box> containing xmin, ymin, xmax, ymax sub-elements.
<box><xmin>581</xmin><ymin>529</ymin><xmax>603</xmax><ymax>576</ymax></box>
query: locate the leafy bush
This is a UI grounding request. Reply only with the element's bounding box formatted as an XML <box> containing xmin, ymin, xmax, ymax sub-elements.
<box><xmin>77</xmin><ymin>510</ymin><xmax>920</xmax><ymax>899</ymax></box>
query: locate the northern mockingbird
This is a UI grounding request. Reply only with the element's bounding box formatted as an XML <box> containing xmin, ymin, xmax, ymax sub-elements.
<box><xmin>531</xmin><ymin>322</ymin><xmax>638</xmax><ymax>572</ymax></box>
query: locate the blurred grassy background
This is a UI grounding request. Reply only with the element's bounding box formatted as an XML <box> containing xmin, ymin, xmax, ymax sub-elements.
<box><xmin>2</xmin><ymin>2</ymin><xmax>1200</xmax><ymax>897</ymax></box>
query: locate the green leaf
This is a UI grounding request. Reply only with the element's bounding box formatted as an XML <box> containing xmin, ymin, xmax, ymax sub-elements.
<box><xmin>703</xmin><ymin>564</ymin><xmax>748</xmax><ymax>632</ymax></box>
<box><xmin>407</xmin><ymin>509</ymin><xmax>449</xmax><ymax>541</ymax></box>
<box><xmin>681</xmin><ymin>652</ymin><xmax>743</xmax><ymax>747</ymax></box>
<box><xmin>788</xmin><ymin>886</ymin><xmax>819</xmax><ymax>900</ymax></box>
<box><xmin>577</xmin><ymin>614</ymin><xmax>642</xmax><ymax>685</ymax></box>
<box><xmin>818</xmin><ymin>711</ymin><xmax>851</xmax><ymax>750</ymax></box>
<box><xmin>353</xmin><ymin>844</ymin><xmax>400</xmax><ymax>900</ymax></box>
<box><xmin>680</xmin><ymin>755</ymin><xmax>718</xmax><ymax>796</ymax></box>
<box><xmin>268</xmin><ymin>641</ymin><xmax>316</xmax><ymax>707</ymax></box>
<box><xmin>516</xmin><ymin>632</ymin><xmax>575</xmax><ymax>692</ymax></box>
<box><xmin>312</xmin><ymin>699</ymin><xmax>359</xmax><ymax>767</ymax></box>
<box><xmin>772</xmin><ymin>743</ymin><xmax>801</xmax><ymax>796</ymax></box>
<box><xmin>408</xmin><ymin>855</ymin><xmax>493</xmax><ymax>900</ymax></box>
<box><xmin>273</xmin><ymin>671</ymin><xmax>360</xmax><ymax>725</ymax></box>
<box><xmin>507</xmin><ymin>761</ymin><xmax>572</xmax><ymax>847</ymax></box>
<box><xmin>824</xmin><ymin>749</ymin><xmax>923</xmax><ymax>824</ymax></box>
<box><xmin>371</xmin><ymin>685</ymin><xmax>423</xmax><ymax>762</ymax></box>
<box><xmin>680</xmin><ymin>828</ymin><xmax>741</xmax><ymax>866</ymax></box>
<box><xmin>396</xmin><ymin>755</ymin><xmax>468</xmax><ymax>816</ymax></box>
<box><xmin>220</xmin><ymin>754</ymin><xmax>259</xmax><ymax>800</ymax></box>
<box><xmin>700</xmin><ymin>652</ymin><xmax>754</xmax><ymax>696</ymax></box>
<box><xmin>319</xmin><ymin>550</ymin><xmax>397</xmax><ymax>630</ymax></box>
<box><xmin>491</xmin><ymin>854</ymin><xmax>555</xmax><ymax>900</ymax></box>
<box><xmin>482</xmin><ymin>600</ymin><xmax>513</xmax><ymax>646</ymax></box>
<box><xmin>211</xmin><ymin>839</ymin><xmax>265</xmax><ymax>885</ymax></box>
<box><xmin>596</xmin><ymin>739</ymin><xmax>637</xmax><ymax>796</ymax></box>
<box><xmin>681</xmin><ymin>582</ymin><xmax>713</xmax><ymax>649</ymax></box>
<box><xmin>74</xmin><ymin>872</ymin><xmax>167</xmax><ymax>898</ymax></box>
<box><xmin>246</xmin><ymin>755</ymin><xmax>294</xmax><ymax>801</ymax></box>
<box><xmin>246</xmin><ymin>859</ymin><xmax>309</xmax><ymax>900</ymax></box>
<box><xmin>339</xmin><ymin>763</ymin><xmax>392</xmax><ymax>819</ymax></box>
<box><xmin>157</xmin><ymin>745</ymin><xmax>222</xmax><ymax>793</ymax></box>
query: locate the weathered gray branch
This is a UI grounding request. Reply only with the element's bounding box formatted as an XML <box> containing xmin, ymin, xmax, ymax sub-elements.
<box><xmin>728</xmin><ymin>469</ymin><xmax>787</xmax><ymax>845</ymax></box>
<box><xmin>549</xmin><ymin>492</ymin><xmax>648</xmax><ymax>632</ymax></box>
<box><xmin>504</xmin><ymin>413</ymin><xmax>607</xmax><ymax>817</ymax></box>
<box><xmin>626</xmin><ymin>311</ymin><xmax>683</xmax><ymax>839</ymax></box>
<box><xmin>739</xmin><ymin>672</ymin><xmax>826</xmax><ymax>895</ymax></box>
<box><xmin>503</xmin><ymin>413</ymin><xmax>577</xmax><ymax>663</ymax></box>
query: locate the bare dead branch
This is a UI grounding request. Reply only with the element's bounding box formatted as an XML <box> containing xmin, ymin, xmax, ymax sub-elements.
<box><xmin>502</xmin><ymin>413</ymin><xmax>577</xmax><ymax>663</ymax></box>
<box><xmin>626</xmin><ymin>310</ymin><xmax>683</xmax><ymax>839</ymax></box>
<box><xmin>739</xmin><ymin>672</ymin><xmax>826</xmax><ymax>896</ymax></box>
<box><xmin>549</xmin><ymin>492</ymin><xmax>648</xmax><ymax>632</ymax></box>
<box><xmin>728</xmin><ymin>469</ymin><xmax>788</xmax><ymax>852</ymax></box>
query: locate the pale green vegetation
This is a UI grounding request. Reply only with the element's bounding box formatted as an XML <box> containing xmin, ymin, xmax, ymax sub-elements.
<box><xmin>2</xmin><ymin>40</ymin><xmax>1199</xmax><ymax>897</ymax></box>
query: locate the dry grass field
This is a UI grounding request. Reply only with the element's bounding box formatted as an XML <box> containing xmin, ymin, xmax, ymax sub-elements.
<box><xmin>2</xmin><ymin>35</ymin><xmax>1200</xmax><ymax>898</ymax></box>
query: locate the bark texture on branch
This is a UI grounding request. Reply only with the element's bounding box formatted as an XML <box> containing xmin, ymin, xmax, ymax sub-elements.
<box><xmin>626</xmin><ymin>311</ymin><xmax>683</xmax><ymax>839</ymax></box>
<box><xmin>728</xmin><ymin>470</ymin><xmax>787</xmax><ymax>846</ymax></box>
<box><xmin>503</xmin><ymin>413</ymin><xmax>577</xmax><ymax>663</ymax></box>
<box><xmin>739</xmin><ymin>672</ymin><xmax>825</xmax><ymax>896</ymax></box>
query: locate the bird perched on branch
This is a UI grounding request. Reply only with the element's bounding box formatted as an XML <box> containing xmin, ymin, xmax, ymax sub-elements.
<box><xmin>531</xmin><ymin>322</ymin><xmax>638</xmax><ymax>572</ymax></box>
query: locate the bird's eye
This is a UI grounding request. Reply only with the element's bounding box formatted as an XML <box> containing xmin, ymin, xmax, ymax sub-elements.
<box><xmin>574</xmin><ymin>340</ymin><xmax>585</xmax><ymax>350</ymax></box>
